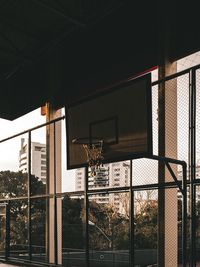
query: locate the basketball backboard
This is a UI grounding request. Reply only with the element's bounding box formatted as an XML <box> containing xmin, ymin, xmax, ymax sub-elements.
<box><xmin>66</xmin><ymin>73</ymin><xmax>152</xmax><ymax>169</ymax></box>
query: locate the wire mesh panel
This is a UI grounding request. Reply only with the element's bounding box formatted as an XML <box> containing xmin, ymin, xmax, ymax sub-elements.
<box><xmin>88</xmin><ymin>192</ymin><xmax>130</xmax><ymax>267</ymax></box>
<box><xmin>157</xmin><ymin>74</ymin><xmax>190</xmax><ymax>182</ymax></box>
<box><xmin>195</xmin><ymin>185</ymin><xmax>200</xmax><ymax>266</ymax></box>
<box><xmin>152</xmin><ymin>84</ymin><xmax>159</xmax><ymax>155</ymax></box>
<box><xmin>177</xmin><ymin>187</ymin><xmax>191</xmax><ymax>266</ymax></box>
<box><xmin>177</xmin><ymin>52</ymin><xmax>200</xmax><ymax>72</ymax></box>
<box><xmin>177</xmin><ymin>74</ymin><xmax>190</xmax><ymax>166</ymax></box>
<box><xmin>132</xmin><ymin>79</ymin><xmax>159</xmax><ymax>187</ymax></box>
<box><xmin>132</xmin><ymin>159</ymin><xmax>158</xmax><ymax>186</ymax></box>
<box><xmin>196</xmin><ymin>69</ymin><xmax>200</xmax><ymax>168</ymax></box>
<box><xmin>62</xmin><ymin>193</ymin><xmax>85</xmax><ymax>267</ymax></box>
<box><xmin>165</xmin><ymin>188</ymin><xmax>181</xmax><ymax>266</ymax></box>
<box><xmin>134</xmin><ymin>190</ymin><xmax>158</xmax><ymax>266</ymax></box>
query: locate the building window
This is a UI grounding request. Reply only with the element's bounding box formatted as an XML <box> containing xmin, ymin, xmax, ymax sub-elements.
<box><xmin>20</xmin><ymin>162</ymin><xmax>27</xmax><ymax>167</ymax></box>
<box><xmin>35</xmin><ymin>146</ymin><xmax>42</xmax><ymax>151</ymax></box>
<box><xmin>41</xmin><ymin>154</ymin><xmax>46</xmax><ymax>159</ymax></box>
<box><xmin>41</xmin><ymin>172</ymin><xmax>46</xmax><ymax>176</ymax></box>
<box><xmin>41</xmin><ymin>160</ymin><xmax>46</xmax><ymax>165</ymax></box>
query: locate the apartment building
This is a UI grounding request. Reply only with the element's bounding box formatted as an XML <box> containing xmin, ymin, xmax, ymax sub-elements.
<box><xmin>19</xmin><ymin>138</ymin><xmax>47</xmax><ymax>183</ymax></box>
<box><xmin>75</xmin><ymin>161</ymin><xmax>130</xmax><ymax>212</ymax></box>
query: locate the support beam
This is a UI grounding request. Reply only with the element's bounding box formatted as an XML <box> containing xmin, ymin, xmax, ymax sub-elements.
<box><xmin>46</xmin><ymin>104</ymin><xmax>62</xmax><ymax>265</ymax></box>
<box><xmin>158</xmin><ymin>60</ymin><xmax>178</xmax><ymax>267</ymax></box>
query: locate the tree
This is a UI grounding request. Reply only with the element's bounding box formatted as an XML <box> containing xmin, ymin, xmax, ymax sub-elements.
<box><xmin>0</xmin><ymin>171</ymin><xmax>46</xmax><ymax>251</ymax></box>
<box><xmin>134</xmin><ymin>200</ymin><xmax>158</xmax><ymax>249</ymax></box>
<box><xmin>88</xmin><ymin>201</ymin><xmax>129</xmax><ymax>250</ymax></box>
<box><xmin>62</xmin><ymin>195</ymin><xmax>84</xmax><ymax>249</ymax></box>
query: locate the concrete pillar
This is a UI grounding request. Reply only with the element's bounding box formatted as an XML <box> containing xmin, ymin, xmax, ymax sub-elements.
<box><xmin>46</xmin><ymin>103</ymin><xmax>62</xmax><ymax>265</ymax></box>
<box><xmin>158</xmin><ymin>61</ymin><xmax>178</xmax><ymax>267</ymax></box>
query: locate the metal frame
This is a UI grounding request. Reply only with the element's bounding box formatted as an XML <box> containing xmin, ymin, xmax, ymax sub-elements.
<box><xmin>189</xmin><ymin>68</ymin><xmax>197</xmax><ymax>267</ymax></box>
<box><xmin>1</xmin><ymin>63</ymin><xmax>200</xmax><ymax>266</ymax></box>
<box><xmin>0</xmin><ymin>116</ymin><xmax>65</xmax><ymax>265</ymax></box>
<box><xmin>84</xmin><ymin>155</ymin><xmax>187</xmax><ymax>267</ymax></box>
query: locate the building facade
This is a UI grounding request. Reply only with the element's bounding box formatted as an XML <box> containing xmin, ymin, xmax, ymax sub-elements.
<box><xmin>75</xmin><ymin>161</ymin><xmax>130</xmax><ymax>212</ymax></box>
<box><xmin>19</xmin><ymin>138</ymin><xmax>47</xmax><ymax>183</ymax></box>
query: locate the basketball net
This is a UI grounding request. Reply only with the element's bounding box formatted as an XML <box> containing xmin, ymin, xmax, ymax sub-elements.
<box><xmin>83</xmin><ymin>140</ymin><xmax>104</xmax><ymax>176</ymax></box>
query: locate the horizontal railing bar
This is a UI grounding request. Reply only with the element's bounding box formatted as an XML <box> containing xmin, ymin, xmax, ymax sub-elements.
<box><xmin>0</xmin><ymin>178</ymin><xmax>195</xmax><ymax>203</ymax></box>
<box><xmin>152</xmin><ymin>63</ymin><xmax>200</xmax><ymax>87</ymax></box>
<box><xmin>0</xmin><ymin>115</ymin><xmax>65</xmax><ymax>144</ymax></box>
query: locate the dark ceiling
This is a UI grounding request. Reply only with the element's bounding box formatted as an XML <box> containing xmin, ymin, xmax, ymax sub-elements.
<box><xmin>0</xmin><ymin>0</ymin><xmax>199</xmax><ymax>120</ymax></box>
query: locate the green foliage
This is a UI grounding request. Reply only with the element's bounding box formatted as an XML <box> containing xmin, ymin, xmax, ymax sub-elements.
<box><xmin>0</xmin><ymin>171</ymin><xmax>28</xmax><ymax>198</ymax></box>
<box><xmin>0</xmin><ymin>170</ymin><xmax>46</xmax><ymax>251</ymax></box>
<box><xmin>62</xmin><ymin>195</ymin><xmax>84</xmax><ymax>249</ymax></box>
<box><xmin>89</xmin><ymin>201</ymin><xmax>129</xmax><ymax>250</ymax></box>
<box><xmin>134</xmin><ymin>202</ymin><xmax>158</xmax><ymax>249</ymax></box>
<box><xmin>0</xmin><ymin>171</ymin><xmax>159</xmax><ymax>253</ymax></box>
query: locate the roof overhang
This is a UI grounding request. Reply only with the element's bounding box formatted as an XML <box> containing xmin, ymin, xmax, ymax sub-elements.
<box><xmin>0</xmin><ymin>0</ymin><xmax>200</xmax><ymax>120</ymax></box>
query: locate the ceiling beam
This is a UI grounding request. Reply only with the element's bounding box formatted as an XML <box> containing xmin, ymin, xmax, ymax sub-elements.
<box><xmin>0</xmin><ymin>15</ymin><xmax>43</xmax><ymax>42</ymax></box>
<box><xmin>31</xmin><ymin>0</ymin><xmax>86</xmax><ymax>28</ymax></box>
<box><xmin>0</xmin><ymin>30</ymin><xmax>32</xmax><ymax>63</ymax></box>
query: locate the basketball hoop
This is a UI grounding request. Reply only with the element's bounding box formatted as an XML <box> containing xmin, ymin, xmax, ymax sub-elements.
<box><xmin>72</xmin><ymin>137</ymin><xmax>104</xmax><ymax>176</ymax></box>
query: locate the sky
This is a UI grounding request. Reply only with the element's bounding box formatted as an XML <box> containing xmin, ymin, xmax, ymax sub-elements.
<box><xmin>0</xmin><ymin>108</ymin><xmax>76</xmax><ymax>192</ymax></box>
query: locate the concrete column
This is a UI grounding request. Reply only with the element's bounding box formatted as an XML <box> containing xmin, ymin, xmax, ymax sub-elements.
<box><xmin>46</xmin><ymin>103</ymin><xmax>62</xmax><ymax>265</ymax></box>
<box><xmin>158</xmin><ymin>61</ymin><xmax>178</xmax><ymax>267</ymax></box>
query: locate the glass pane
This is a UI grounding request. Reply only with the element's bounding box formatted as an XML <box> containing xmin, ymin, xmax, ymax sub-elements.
<box><xmin>0</xmin><ymin>135</ymin><xmax>28</xmax><ymax>198</ymax></box>
<box><xmin>31</xmin><ymin>126</ymin><xmax>47</xmax><ymax>196</ymax></box>
<box><xmin>0</xmin><ymin>202</ymin><xmax>7</xmax><ymax>258</ymax></box>
<box><xmin>62</xmin><ymin>193</ymin><xmax>85</xmax><ymax>267</ymax></box>
<box><xmin>62</xmin><ymin>110</ymin><xmax>78</xmax><ymax>193</ymax></box>
<box><xmin>31</xmin><ymin>198</ymin><xmax>47</xmax><ymax>262</ymax></box>
<box><xmin>89</xmin><ymin>192</ymin><xmax>130</xmax><ymax>267</ymax></box>
<box><xmin>9</xmin><ymin>200</ymin><xmax>28</xmax><ymax>260</ymax></box>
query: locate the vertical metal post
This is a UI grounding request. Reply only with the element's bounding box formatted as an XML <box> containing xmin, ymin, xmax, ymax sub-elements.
<box><xmin>53</xmin><ymin>122</ymin><xmax>58</xmax><ymax>265</ymax></box>
<box><xmin>182</xmin><ymin>162</ymin><xmax>187</xmax><ymax>267</ymax></box>
<box><xmin>5</xmin><ymin>202</ymin><xmax>10</xmax><ymax>260</ymax></box>
<box><xmin>129</xmin><ymin>160</ymin><xmax>134</xmax><ymax>267</ymax></box>
<box><xmin>45</xmin><ymin>103</ymin><xmax>50</xmax><ymax>263</ymax></box>
<box><xmin>28</xmin><ymin>131</ymin><xmax>32</xmax><ymax>261</ymax></box>
<box><xmin>84</xmin><ymin>167</ymin><xmax>89</xmax><ymax>267</ymax></box>
<box><xmin>189</xmin><ymin>68</ymin><xmax>196</xmax><ymax>267</ymax></box>
<box><xmin>158</xmin><ymin>78</ymin><xmax>165</xmax><ymax>267</ymax></box>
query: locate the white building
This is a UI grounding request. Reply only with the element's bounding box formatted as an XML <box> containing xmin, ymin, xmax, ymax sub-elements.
<box><xmin>75</xmin><ymin>161</ymin><xmax>130</xmax><ymax>212</ymax></box>
<box><xmin>19</xmin><ymin>138</ymin><xmax>47</xmax><ymax>183</ymax></box>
